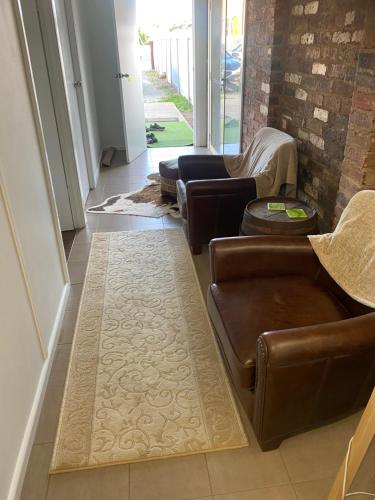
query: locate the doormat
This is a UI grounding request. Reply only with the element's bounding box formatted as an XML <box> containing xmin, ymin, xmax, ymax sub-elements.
<box><xmin>50</xmin><ymin>229</ymin><xmax>248</xmax><ymax>473</ymax></box>
<box><xmin>86</xmin><ymin>174</ymin><xmax>180</xmax><ymax>218</ymax></box>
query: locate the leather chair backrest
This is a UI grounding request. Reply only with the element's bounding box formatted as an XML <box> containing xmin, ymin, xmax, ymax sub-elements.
<box><xmin>317</xmin><ymin>266</ymin><xmax>373</xmax><ymax>316</ymax></box>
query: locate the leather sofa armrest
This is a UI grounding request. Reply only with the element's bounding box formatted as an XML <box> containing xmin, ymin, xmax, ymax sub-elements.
<box><xmin>209</xmin><ymin>235</ymin><xmax>320</xmax><ymax>283</ymax></box>
<box><xmin>186</xmin><ymin>177</ymin><xmax>256</xmax><ymax>197</ymax></box>
<box><xmin>252</xmin><ymin>313</ymin><xmax>375</xmax><ymax>450</ymax></box>
<box><xmin>183</xmin><ymin>178</ymin><xmax>257</xmax><ymax>252</ymax></box>
<box><xmin>259</xmin><ymin>313</ymin><xmax>375</xmax><ymax>365</ymax></box>
<box><xmin>178</xmin><ymin>155</ymin><xmax>228</xmax><ymax>181</ymax></box>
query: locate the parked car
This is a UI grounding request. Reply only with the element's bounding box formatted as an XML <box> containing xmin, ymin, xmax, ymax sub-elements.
<box><xmin>223</xmin><ymin>50</ymin><xmax>241</xmax><ymax>71</ymax></box>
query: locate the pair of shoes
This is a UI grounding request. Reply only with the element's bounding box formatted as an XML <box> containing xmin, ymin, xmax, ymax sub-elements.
<box><xmin>149</xmin><ymin>122</ymin><xmax>165</xmax><ymax>131</ymax></box>
<box><xmin>146</xmin><ymin>132</ymin><xmax>158</xmax><ymax>144</ymax></box>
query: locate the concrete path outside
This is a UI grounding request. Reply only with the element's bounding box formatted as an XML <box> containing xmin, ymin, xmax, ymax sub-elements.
<box><xmin>142</xmin><ymin>70</ymin><xmax>193</xmax><ymax>128</ymax></box>
<box><xmin>142</xmin><ymin>73</ymin><xmax>170</xmax><ymax>102</ymax></box>
<box><xmin>144</xmin><ymin>102</ymin><xmax>191</xmax><ymax>127</ymax></box>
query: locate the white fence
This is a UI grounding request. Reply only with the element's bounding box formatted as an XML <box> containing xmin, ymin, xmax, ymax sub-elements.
<box><xmin>153</xmin><ymin>35</ymin><xmax>194</xmax><ymax>103</ymax></box>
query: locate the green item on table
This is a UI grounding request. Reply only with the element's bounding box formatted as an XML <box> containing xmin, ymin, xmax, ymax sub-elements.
<box><xmin>286</xmin><ymin>208</ymin><xmax>308</xmax><ymax>218</ymax></box>
<box><xmin>268</xmin><ymin>202</ymin><xmax>286</xmax><ymax>211</ymax></box>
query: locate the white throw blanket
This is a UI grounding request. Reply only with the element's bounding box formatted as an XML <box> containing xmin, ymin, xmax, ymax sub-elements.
<box><xmin>223</xmin><ymin>127</ymin><xmax>298</xmax><ymax>197</ymax></box>
<box><xmin>309</xmin><ymin>190</ymin><xmax>375</xmax><ymax>308</ymax></box>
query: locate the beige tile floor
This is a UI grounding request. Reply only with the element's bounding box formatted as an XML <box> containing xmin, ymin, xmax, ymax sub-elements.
<box><xmin>20</xmin><ymin>147</ymin><xmax>375</xmax><ymax>500</ymax></box>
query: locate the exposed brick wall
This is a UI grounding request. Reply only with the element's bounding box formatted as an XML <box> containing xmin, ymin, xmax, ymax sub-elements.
<box><xmin>334</xmin><ymin>12</ymin><xmax>375</xmax><ymax>222</ymax></box>
<box><xmin>278</xmin><ymin>0</ymin><xmax>370</xmax><ymax>230</ymax></box>
<box><xmin>267</xmin><ymin>1</ymin><xmax>286</xmax><ymax>129</ymax></box>
<box><xmin>242</xmin><ymin>0</ymin><xmax>276</xmax><ymax>150</ymax></box>
<box><xmin>242</xmin><ymin>0</ymin><xmax>375</xmax><ymax>231</ymax></box>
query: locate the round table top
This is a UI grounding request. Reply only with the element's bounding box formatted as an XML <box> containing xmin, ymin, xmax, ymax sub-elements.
<box><xmin>246</xmin><ymin>197</ymin><xmax>316</xmax><ymax>221</ymax></box>
<box><xmin>242</xmin><ymin>196</ymin><xmax>318</xmax><ymax>236</ymax></box>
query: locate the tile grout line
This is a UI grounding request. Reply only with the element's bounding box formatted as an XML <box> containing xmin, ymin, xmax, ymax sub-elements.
<box><xmin>209</xmin><ymin>481</ymin><xmax>295</xmax><ymax>499</ymax></box>
<box><xmin>279</xmin><ymin>446</ymin><xmax>294</xmax><ymax>484</ymax></box>
<box><xmin>204</xmin><ymin>453</ymin><xmax>214</xmax><ymax>498</ymax></box>
<box><xmin>278</xmin><ymin>448</ymin><xmax>299</xmax><ymax>499</ymax></box>
<box><xmin>291</xmin><ymin>475</ymin><xmax>334</xmax><ymax>485</ymax></box>
<box><xmin>290</xmin><ymin>483</ymin><xmax>300</xmax><ymax>500</ymax></box>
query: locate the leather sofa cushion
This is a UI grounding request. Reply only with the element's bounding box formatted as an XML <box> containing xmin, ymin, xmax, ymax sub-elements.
<box><xmin>208</xmin><ymin>275</ymin><xmax>351</xmax><ymax>389</ymax></box>
<box><xmin>176</xmin><ymin>179</ymin><xmax>187</xmax><ymax>219</ymax></box>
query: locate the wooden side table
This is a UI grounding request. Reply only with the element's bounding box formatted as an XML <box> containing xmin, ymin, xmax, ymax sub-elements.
<box><xmin>240</xmin><ymin>197</ymin><xmax>318</xmax><ymax>236</ymax></box>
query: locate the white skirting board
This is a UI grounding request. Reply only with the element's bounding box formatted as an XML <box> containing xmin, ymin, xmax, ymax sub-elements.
<box><xmin>6</xmin><ymin>283</ymin><xmax>70</xmax><ymax>500</ymax></box>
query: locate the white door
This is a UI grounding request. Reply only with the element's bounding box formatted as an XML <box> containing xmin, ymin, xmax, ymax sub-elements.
<box><xmin>209</xmin><ymin>0</ymin><xmax>226</xmax><ymax>154</ymax></box>
<box><xmin>113</xmin><ymin>0</ymin><xmax>147</xmax><ymax>163</ymax></box>
<box><xmin>64</xmin><ymin>0</ymin><xmax>95</xmax><ymax>188</ymax></box>
<box><xmin>52</xmin><ymin>0</ymin><xmax>90</xmax><ymax>203</ymax></box>
<box><xmin>209</xmin><ymin>0</ymin><xmax>245</xmax><ymax>155</ymax></box>
<box><xmin>222</xmin><ymin>0</ymin><xmax>245</xmax><ymax>154</ymax></box>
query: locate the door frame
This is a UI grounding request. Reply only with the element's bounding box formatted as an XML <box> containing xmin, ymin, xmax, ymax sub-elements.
<box><xmin>207</xmin><ymin>0</ymin><xmax>246</xmax><ymax>154</ymax></box>
<box><xmin>207</xmin><ymin>0</ymin><xmax>224</xmax><ymax>154</ymax></box>
<box><xmin>237</xmin><ymin>0</ymin><xmax>246</xmax><ymax>153</ymax></box>
<box><xmin>112</xmin><ymin>0</ymin><xmax>130</xmax><ymax>164</ymax></box>
<box><xmin>110</xmin><ymin>0</ymin><xmax>208</xmax><ymax>152</ymax></box>
<box><xmin>35</xmin><ymin>0</ymin><xmax>87</xmax><ymax>228</ymax></box>
<box><xmin>63</xmin><ymin>0</ymin><xmax>97</xmax><ymax>188</ymax></box>
<box><xmin>192</xmin><ymin>0</ymin><xmax>209</xmax><ymax>147</ymax></box>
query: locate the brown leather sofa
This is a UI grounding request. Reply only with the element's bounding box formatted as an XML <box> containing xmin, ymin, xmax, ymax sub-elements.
<box><xmin>207</xmin><ymin>235</ymin><xmax>375</xmax><ymax>451</ymax></box>
<box><xmin>176</xmin><ymin>155</ymin><xmax>256</xmax><ymax>254</ymax></box>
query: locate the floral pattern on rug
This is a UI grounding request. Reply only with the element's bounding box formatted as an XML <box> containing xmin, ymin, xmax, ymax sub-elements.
<box><xmin>50</xmin><ymin>229</ymin><xmax>248</xmax><ymax>473</ymax></box>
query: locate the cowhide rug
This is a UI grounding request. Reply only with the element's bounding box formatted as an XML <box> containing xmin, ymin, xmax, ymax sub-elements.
<box><xmin>86</xmin><ymin>174</ymin><xmax>180</xmax><ymax>218</ymax></box>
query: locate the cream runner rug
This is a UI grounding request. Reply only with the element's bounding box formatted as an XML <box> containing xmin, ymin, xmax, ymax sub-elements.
<box><xmin>51</xmin><ymin>229</ymin><xmax>247</xmax><ymax>473</ymax></box>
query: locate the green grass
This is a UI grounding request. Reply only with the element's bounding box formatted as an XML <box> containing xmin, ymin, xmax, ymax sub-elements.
<box><xmin>223</xmin><ymin>117</ymin><xmax>240</xmax><ymax>145</ymax></box>
<box><xmin>223</xmin><ymin>125</ymin><xmax>240</xmax><ymax>145</ymax></box>
<box><xmin>158</xmin><ymin>92</ymin><xmax>193</xmax><ymax>113</ymax></box>
<box><xmin>146</xmin><ymin>121</ymin><xmax>193</xmax><ymax>148</ymax></box>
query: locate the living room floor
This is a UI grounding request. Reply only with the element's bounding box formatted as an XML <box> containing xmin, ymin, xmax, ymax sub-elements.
<box><xmin>21</xmin><ymin>147</ymin><xmax>375</xmax><ymax>500</ymax></box>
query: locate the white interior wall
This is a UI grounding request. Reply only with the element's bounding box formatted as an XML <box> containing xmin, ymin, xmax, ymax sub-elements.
<box><xmin>84</xmin><ymin>0</ymin><xmax>126</xmax><ymax>150</ymax></box>
<box><xmin>0</xmin><ymin>8</ymin><xmax>67</xmax><ymax>345</ymax></box>
<box><xmin>0</xmin><ymin>194</ymin><xmax>45</xmax><ymax>500</ymax></box>
<box><xmin>0</xmin><ymin>2</ymin><xmax>69</xmax><ymax>499</ymax></box>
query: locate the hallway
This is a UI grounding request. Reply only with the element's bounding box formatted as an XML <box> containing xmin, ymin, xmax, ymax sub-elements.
<box><xmin>20</xmin><ymin>148</ymin><xmax>374</xmax><ymax>500</ymax></box>
<box><xmin>67</xmin><ymin>147</ymin><xmax>209</xmax><ymax>285</ymax></box>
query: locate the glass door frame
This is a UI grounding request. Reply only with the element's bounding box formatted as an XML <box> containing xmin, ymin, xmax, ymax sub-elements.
<box><xmin>208</xmin><ymin>0</ymin><xmax>246</xmax><ymax>155</ymax></box>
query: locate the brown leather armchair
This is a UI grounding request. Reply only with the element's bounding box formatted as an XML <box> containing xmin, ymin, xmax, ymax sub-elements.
<box><xmin>207</xmin><ymin>235</ymin><xmax>375</xmax><ymax>451</ymax></box>
<box><xmin>176</xmin><ymin>155</ymin><xmax>257</xmax><ymax>255</ymax></box>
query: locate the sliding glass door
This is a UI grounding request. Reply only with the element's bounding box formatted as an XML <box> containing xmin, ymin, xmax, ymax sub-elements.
<box><xmin>209</xmin><ymin>0</ymin><xmax>226</xmax><ymax>154</ymax></box>
<box><xmin>209</xmin><ymin>0</ymin><xmax>245</xmax><ymax>155</ymax></box>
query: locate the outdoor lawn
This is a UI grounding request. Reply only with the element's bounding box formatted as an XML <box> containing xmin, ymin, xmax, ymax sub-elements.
<box><xmin>223</xmin><ymin>116</ymin><xmax>240</xmax><ymax>145</ymax></box>
<box><xmin>146</xmin><ymin>120</ymin><xmax>193</xmax><ymax>148</ymax></box>
<box><xmin>143</xmin><ymin>70</ymin><xmax>194</xmax><ymax>148</ymax></box>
